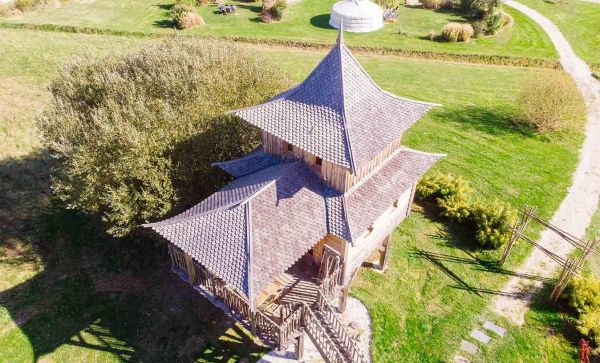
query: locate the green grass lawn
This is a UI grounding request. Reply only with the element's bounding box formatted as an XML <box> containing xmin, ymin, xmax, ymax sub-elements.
<box><xmin>514</xmin><ymin>0</ymin><xmax>600</xmax><ymax>67</ymax></box>
<box><xmin>0</xmin><ymin>28</ymin><xmax>583</xmax><ymax>362</ymax></box>
<box><xmin>1</xmin><ymin>0</ymin><xmax>557</xmax><ymax>60</ymax></box>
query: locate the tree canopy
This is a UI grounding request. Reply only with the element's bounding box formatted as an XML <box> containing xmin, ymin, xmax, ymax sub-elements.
<box><xmin>38</xmin><ymin>38</ymin><xmax>291</xmax><ymax>237</ymax></box>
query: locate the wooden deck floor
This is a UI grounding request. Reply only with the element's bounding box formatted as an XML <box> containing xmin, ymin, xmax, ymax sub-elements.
<box><xmin>259</xmin><ymin>254</ymin><xmax>320</xmax><ymax>321</ymax></box>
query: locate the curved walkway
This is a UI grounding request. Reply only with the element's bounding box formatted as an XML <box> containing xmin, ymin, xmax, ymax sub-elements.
<box><xmin>492</xmin><ymin>0</ymin><xmax>600</xmax><ymax>325</ymax></box>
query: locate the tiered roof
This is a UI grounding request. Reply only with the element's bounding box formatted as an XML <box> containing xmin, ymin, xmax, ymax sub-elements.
<box><xmin>231</xmin><ymin>33</ymin><xmax>438</xmax><ymax>173</ymax></box>
<box><xmin>146</xmin><ymin>32</ymin><xmax>444</xmax><ymax>304</ymax></box>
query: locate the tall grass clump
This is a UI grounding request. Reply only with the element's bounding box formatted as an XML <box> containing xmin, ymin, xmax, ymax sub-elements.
<box><xmin>516</xmin><ymin>72</ymin><xmax>587</xmax><ymax>133</ymax></box>
<box><xmin>260</xmin><ymin>0</ymin><xmax>287</xmax><ymax>22</ymax></box>
<box><xmin>170</xmin><ymin>4</ymin><xmax>204</xmax><ymax>29</ymax></box>
<box><xmin>37</xmin><ymin>39</ymin><xmax>290</xmax><ymax>237</ymax></box>
<box><xmin>440</xmin><ymin>22</ymin><xmax>474</xmax><ymax>42</ymax></box>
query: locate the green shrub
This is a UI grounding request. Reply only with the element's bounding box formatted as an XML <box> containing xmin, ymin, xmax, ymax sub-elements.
<box><xmin>416</xmin><ymin>172</ymin><xmax>472</xmax><ymax>201</ymax></box>
<box><xmin>578</xmin><ymin>308</ymin><xmax>600</xmax><ymax>346</ymax></box>
<box><xmin>472</xmin><ymin>20</ymin><xmax>486</xmax><ymax>38</ymax></box>
<box><xmin>567</xmin><ymin>275</ymin><xmax>600</xmax><ymax>346</ymax></box>
<box><xmin>438</xmin><ymin>194</ymin><xmax>472</xmax><ymax>223</ymax></box>
<box><xmin>417</xmin><ymin>173</ymin><xmax>515</xmax><ymax>249</ymax></box>
<box><xmin>462</xmin><ymin>0</ymin><xmax>500</xmax><ymax>17</ymax></box>
<box><xmin>485</xmin><ymin>13</ymin><xmax>504</xmax><ymax>34</ymax></box>
<box><xmin>568</xmin><ymin>275</ymin><xmax>600</xmax><ymax>313</ymax></box>
<box><xmin>440</xmin><ymin>22</ymin><xmax>474</xmax><ymax>42</ymax></box>
<box><xmin>516</xmin><ymin>71</ymin><xmax>587</xmax><ymax>133</ymax></box>
<box><xmin>38</xmin><ymin>39</ymin><xmax>290</xmax><ymax>237</ymax></box>
<box><xmin>471</xmin><ymin>199</ymin><xmax>516</xmax><ymax>249</ymax></box>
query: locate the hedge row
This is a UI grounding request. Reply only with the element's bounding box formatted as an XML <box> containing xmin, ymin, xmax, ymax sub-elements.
<box><xmin>0</xmin><ymin>21</ymin><xmax>563</xmax><ymax>69</ymax></box>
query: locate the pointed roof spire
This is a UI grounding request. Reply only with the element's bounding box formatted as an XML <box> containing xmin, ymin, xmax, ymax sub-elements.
<box><xmin>337</xmin><ymin>20</ymin><xmax>345</xmax><ymax>45</ymax></box>
<box><xmin>230</xmin><ymin>38</ymin><xmax>440</xmax><ymax>172</ymax></box>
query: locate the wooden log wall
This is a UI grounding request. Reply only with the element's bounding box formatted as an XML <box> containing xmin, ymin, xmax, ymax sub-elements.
<box><xmin>262</xmin><ymin>131</ymin><xmax>404</xmax><ymax>193</ymax></box>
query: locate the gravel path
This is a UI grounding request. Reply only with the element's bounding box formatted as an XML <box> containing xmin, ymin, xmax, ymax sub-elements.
<box><xmin>492</xmin><ymin>0</ymin><xmax>600</xmax><ymax>325</ymax></box>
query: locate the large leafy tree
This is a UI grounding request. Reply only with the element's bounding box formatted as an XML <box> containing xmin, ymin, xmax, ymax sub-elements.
<box><xmin>39</xmin><ymin>38</ymin><xmax>290</xmax><ymax>237</ymax></box>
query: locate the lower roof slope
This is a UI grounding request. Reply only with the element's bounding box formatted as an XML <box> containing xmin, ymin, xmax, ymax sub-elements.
<box><xmin>146</xmin><ymin>148</ymin><xmax>443</xmax><ymax>304</ymax></box>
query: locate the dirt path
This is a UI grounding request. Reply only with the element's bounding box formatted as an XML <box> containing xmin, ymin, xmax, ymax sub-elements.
<box><xmin>492</xmin><ymin>0</ymin><xmax>600</xmax><ymax>325</ymax></box>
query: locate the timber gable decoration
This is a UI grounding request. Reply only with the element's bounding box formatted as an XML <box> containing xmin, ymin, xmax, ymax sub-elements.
<box><xmin>145</xmin><ymin>29</ymin><xmax>445</xmax><ymax>362</ymax></box>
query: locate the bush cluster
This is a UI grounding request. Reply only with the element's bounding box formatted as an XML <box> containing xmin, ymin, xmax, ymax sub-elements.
<box><xmin>440</xmin><ymin>22</ymin><xmax>474</xmax><ymax>42</ymax></box>
<box><xmin>566</xmin><ymin>275</ymin><xmax>600</xmax><ymax>346</ymax></box>
<box><xmin>260</xmin><ymin>0</ymin><xmax>287</xmax><ymax>22</ymax></box>
<box><xmin>458</xmin><ymin>0</ymin><xmax>510</xmax><ymax>37</ymax></box>
<box><xmin>38</xmin><ymin>39</ymin><xmax>291</xmax><ymax>237</ymax></box>
<box><xmin>417</xmin><ymin>173</ymin><xmax>516</xmax><ymax>249</ymax></box>
<box><xmin>516</xmin><ymin>71</ymin><xmax>587</xmax><ymax>133</ymax></box>
<box><xmin>170</xmin><ymin>3</ymin><xmax>204</xmax><ymax>29</ymax></box>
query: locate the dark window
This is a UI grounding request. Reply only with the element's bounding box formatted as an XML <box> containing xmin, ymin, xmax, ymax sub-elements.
<box><xmin>316</xmin><ymin>157</ymin><xmax>323</xmax><ymax>166</ymax></box>
<box><xmin>287</xmin><ymin>143</ymin><xmax>293</xmax><ymax>152</ymax></box>
<box><xmin>393</xmin><ymin>199</ymin><xmax>399</xmax><ymax>208</ymax></box>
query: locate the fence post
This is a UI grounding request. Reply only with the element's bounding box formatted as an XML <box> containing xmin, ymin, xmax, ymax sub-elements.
<box><xmin>295</xmin><ymin>332</ymin><xmax>304</xmax><ymax>360</ymax></box>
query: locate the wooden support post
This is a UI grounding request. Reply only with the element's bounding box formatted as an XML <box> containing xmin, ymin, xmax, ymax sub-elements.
<box><xmin>184</xmin><ymin>254</ymin><xmax>196</xmax><ymax>285</ymax></box>
<box><xmin>295</xmin><ymin>332</ymin><xmax>305</xmax><ymax>360</ymax></box>
<box><xmin>338</xmin><ymin>286</ymin><xmax>349</xmax><ymax>313</ymax></box>
<box><xmin>249</xmin><ymin>310</ymin><xmax>257</xmax><ymax>335</ymax></box>
<box><xmin>378</xmin><ymin>235</ymin><xmax>392</xmax><ymax>272</ymax></box>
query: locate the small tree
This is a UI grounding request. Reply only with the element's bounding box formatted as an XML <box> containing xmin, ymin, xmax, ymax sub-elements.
<box><xmin>516</xmin><ymin>71</ymin><xmax>587</xmax><ymax>133</ymax></box>
<box><xmin>38</xmin><ymin>39</ymin><xmax>290</xmax><ymax>237</ymax></box>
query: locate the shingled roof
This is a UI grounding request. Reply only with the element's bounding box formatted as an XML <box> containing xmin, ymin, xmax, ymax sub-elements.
<box><xmin>230</xmin><ymin>33</ymin><xmax>439</xmax><ymax>173</ymax></box>
<box><xmin>145</xmin><ymin>162</ymin><xmax>329</xmax><ymax>303</ymax></box>
<box><xmin>147</xmin><ymin>147</ymin><xmax>443</xmax><ymax>304</ymax></box>
<box><xmin>325</xmin><ymin>148</ymin><xmax>443</xmax><ymax>242</ymax></box>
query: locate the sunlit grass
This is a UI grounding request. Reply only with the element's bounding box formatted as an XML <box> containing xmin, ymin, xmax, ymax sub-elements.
<box><xmin>0</xmin><ymin>29</ymin><xmax>583</xmax><ymax>362</ymax></box>
<box><xmin>1</xmin><ymin>0</ymin><xmax>556</xmax><ymax>60</ymax></box>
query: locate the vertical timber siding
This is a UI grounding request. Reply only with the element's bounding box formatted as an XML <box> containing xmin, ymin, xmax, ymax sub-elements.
<box><xmin>262</xmin><ymin>131</ymin><xmax>404</xmax><ymax>192</ymax></box>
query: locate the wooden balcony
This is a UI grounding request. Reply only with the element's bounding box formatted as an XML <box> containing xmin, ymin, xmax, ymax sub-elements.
<box><xmin>167</xmin><ymin>244</ymin><xmax>367</xmax><ymax>362</ymax></box>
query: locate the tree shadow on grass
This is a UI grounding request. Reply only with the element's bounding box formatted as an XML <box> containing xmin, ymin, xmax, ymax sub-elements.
<box><xmin>0</xmin><ymin>152</ymin><xmax>268</xmax><ymax>362</ymax></box>
<box><xmin>153</xmin><ymin>3</ymin><xmax>176</xmax><ymax>29</ymax></box>
<box><xmin>434</xmin><ymin>106</ymin><xmax>536</xmax><ymax>137</ymax></box>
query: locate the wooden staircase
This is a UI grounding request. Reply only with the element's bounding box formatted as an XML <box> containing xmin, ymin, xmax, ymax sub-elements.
<box><xmin>305</xmin><ymin>291</ymin><xmax>368</xmax><ymax>363</ymax></box>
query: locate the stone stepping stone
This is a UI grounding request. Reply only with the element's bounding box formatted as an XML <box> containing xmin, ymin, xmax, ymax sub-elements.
<box><xmin>455</xmin><ymin>355</ymin><xmax>470</xmax><ymax>363</ymax></box>
<box><xmin>470</xmin><ymin>329</ymin><xmax>491</xmax><ymax>344</ymax></box>
<box><xmin>483</xmin><ymin>321</ymin><xmax>506</xmax><ymax>337</ymax></box>
<box><xmin>460</xmin><ymin>340</ymin><xmax>479</xmax><ymax>354</ymax></box>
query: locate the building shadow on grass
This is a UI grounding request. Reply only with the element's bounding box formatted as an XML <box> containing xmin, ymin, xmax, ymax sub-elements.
<box><xmin>0</xmin><ymin>152</ymin><xmax>268</xmax><ymax>362</ymax></box>
<box><xmin>310</xmin><ymin>14</ymin><xmax>334</xmax><ymax>29</ymax></box>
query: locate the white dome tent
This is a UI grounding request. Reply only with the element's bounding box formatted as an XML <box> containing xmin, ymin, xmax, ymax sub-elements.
<box><xmin>329</xmin><ymin>0</ymin><xmax>384</xmax><ymax>33</ymax></box>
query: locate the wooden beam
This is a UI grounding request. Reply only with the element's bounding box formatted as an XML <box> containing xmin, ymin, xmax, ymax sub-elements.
<box><xmin>338</xmin><ymin>287</ymin><xmax>349</xmax><ymax>313</ymax></box>
<box><xmin>184</xmin><ymin>253</ymin><xmax>196</xmax><ymax>285</ymax></box>
<box><xmin>379</xmin><ymin>234</ymin><xmax>392</xmax><ymax>272</ymax></box>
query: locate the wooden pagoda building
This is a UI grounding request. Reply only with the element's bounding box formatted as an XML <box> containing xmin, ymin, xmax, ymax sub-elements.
<box><xmin>145</xmin><ymin>31</ymin><xmax>444</xmax><ymax>362</ymax></box>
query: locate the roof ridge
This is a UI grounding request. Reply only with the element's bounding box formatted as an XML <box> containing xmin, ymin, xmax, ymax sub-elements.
<box><xmin>338</xmin><ymin>43</ymin><xmax>358</xmax><ymax>174</ymax></box>
<box><xmin>401</xmin><ymin>146</ymin><xmax>447</xmax><ymax>158</ymax></box>
<box><xmin>144</xmin><ymin>163</ymin><xmax>303</xmax><ymax>229</ymax></box>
